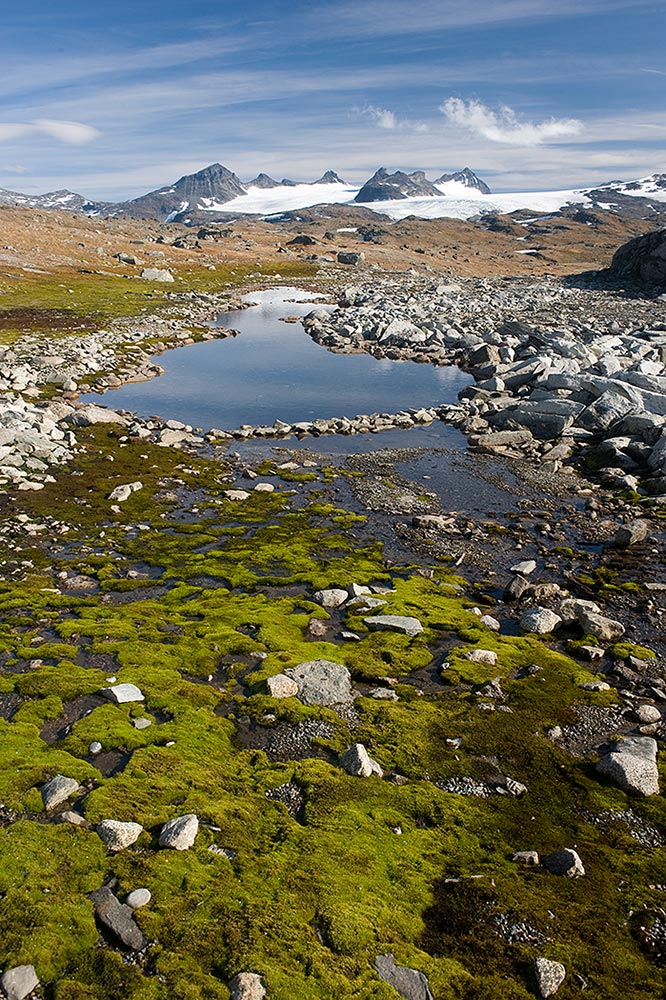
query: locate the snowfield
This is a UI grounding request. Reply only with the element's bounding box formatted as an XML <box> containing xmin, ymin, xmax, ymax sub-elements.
<box><xmin>212</xmin><ymin>179</ymin><xmax>590</xmax><ymax>221</ymax></box>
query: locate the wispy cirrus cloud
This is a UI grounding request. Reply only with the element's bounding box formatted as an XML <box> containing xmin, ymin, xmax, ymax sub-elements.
<box><xmin>441</xmin><ymin>97</ymin><xmax>582</xmax><ymax>145</ymax></box>
<box><xmin>359</xmin><ymin>105</ymin><xmax>428</xmax><ymax>133</ymax></box>
<box><xmin>0</xmin><ymin>119</ymin><xmax>100</xmax><ymax>144</ymax></box>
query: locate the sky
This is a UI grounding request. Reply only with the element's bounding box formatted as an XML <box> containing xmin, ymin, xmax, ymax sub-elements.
<box><xmin>0</xmin><ymin>0</ymin><xmax>664</xmax><ymax>200</ymax></box>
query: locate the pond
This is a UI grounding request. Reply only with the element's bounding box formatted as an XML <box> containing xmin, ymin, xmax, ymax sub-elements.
<box><xmin>82</xmin><ymin>288</ymin><xmax>472</xmax><ymax>437</ymax></box>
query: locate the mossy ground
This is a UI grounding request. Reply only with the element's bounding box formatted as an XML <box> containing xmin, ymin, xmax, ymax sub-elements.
<box><xmin>0</xmin><ymin>426</ymin><xmax>663</xmax><ymax>1000</ymax></box>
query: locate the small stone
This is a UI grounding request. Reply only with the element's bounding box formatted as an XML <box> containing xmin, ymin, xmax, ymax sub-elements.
<box><xmin>580</xmin><ymin>680</ymin><xmax>611</xmax><ymax>691</ymax></box>
<box><xmin>542</xmin><ymin>848</ymin><xmax>585</xmax><ymax>877</ymax></box>
<box><xmin>312</xmin><ymin>587</ymin><xmax>348</xmax><ymax>608</ymax></box>
<box><xmin>340</xmin><ymin>743</ymin><xmax>383</xmax><ymax>778</ymax></box>
<box><xmin>97</xmin><ymin>819</ymin><xmax>144</xmax><ymax>852</ymax></box>
<box><xmin>364</xmin><ymin>615</ymin><xmax>423</xmax><ymax>637</ymax></box>
<box><xmin>479</xmin><ymin>614</ymin><xmax>501</xmax><ymax>631</ymax></box>
<box><xmin>306</xmin><ymin>617</ymin><xmax>328</xmax><ymax>638</ymax></box>
<box><xmin>635</xmin><ymin>704</ymin><xmax>661</xmax><ymax>724</ymax></box>
<box><xmin>534</xmin><ymin>957</ymin><xmax>566</xmax><ymax>998</ymax></box>
<box><xmin>141</xmin><ymin>267</ymin><xmax>174</xmax><ymax>282</ymax></box>
<box><xmin>108</xmin><ymin>481</ymin><xmax>142</xmax><ymax>502</ymax></box>
<box><xmin>511</xmin><ymin>559</ymin><xmax>537</xmax><ymax>576</ymax></box>
<box><xmin>126</xmin><ymin>888</ymin><xmax>151</xmax><ymax>909</ymax></box>
<box><xmin>41</xmin><ymin>774</ymin><xmax>80</xmax><ymax>811</ymax></box>
<box><xmin>228</xmin><ymin>972</ymin><xmax>266</xmax><ymax>1000</ymax></box>
<box><xmin>132</xmin><ymin>717</ymin><xmax>152</xmax><ymax>730</ymax></box>
<box><xmin>520</xmin><ymin>607</ymin><xmax>562</xmax><ymax>634</ymax></box>
<box><xmin>266</xmin><ymin>673</ymin><xmax>299</xmax><ymax>699</ymax></box>
<box><xmin>253</xmin><ymin>483</ymin><xmax>274</xmax><ymax>492</ymax></box>
<box><xmin>159</xmin><ymin>813</ymin><xmax>199</xmax><ymax>850</ymax></box>
<box><xmin>53</xmin><ymin>810</ymin><xmax>87</xmax><ymax>826</ymax></box>
<box><xmin>101</xmin><ymin>683</ymin><xmax>144</xmax><ymax>704</ymax></box>
<box><xmin>89</xmin><ymin>741</ymin><xmax>103</xmax><ymax>754</ymax></box>
<box><xmin>0</xmin><ymin>965</ymin><xmax>39</xmax><ymax>1000</ymax></box>
<box><xmin>464</xmin><ymin>648</ymin><xmax>497</xmax><ymax>666</ymax></box>
<box><xmin>224</xmin><ymin>489</ymin><xmax>251</xmax><ymax>501</ymax></box>
<box><xmin>513</xmin><ymin>850</ymin><xmax>540</xmax><ymax>866</ymax></box>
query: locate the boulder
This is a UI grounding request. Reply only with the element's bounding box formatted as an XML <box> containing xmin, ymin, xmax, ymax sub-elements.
<box><xmin>337</xmin><ymin>251</ymin><xmax>365</xmax><ymax>266</ymax></box>
<box><xmin>228</xmin><ymin>973</ymin><xmax>266</xmax><ymax>1000</ymax></box>
<box><xmin>542</xmin><ymin>848</ymin><xmax>585</xmax><ymax>878</ymax></box>
<box><xmin>97</xmin><ymin>820</ymin><xmax>144</xmax><ymax>852</ymax></box>
<box><xmin>464</xmin><ymin>649</ymin><xmax>497</xmax><ymax>666</ymax></box>
<box><xmin>0</xmin><ymin>966</ymin><xmax>39</xmax><ymax>1000</ymax></box>
<box><xmin>41</xmin><ymin>774</ymin><xmax>79</xmax><ymax>811</ymax></box>
<box><xmin>534</xmin><ymin>957</ymin><xmax>566</xmax><ymax>998</ymax></box>
<box><xmin>284</xmin><ymin>659</ymin><xmax>352</xmax><ymax>706</ymax></box>
<box><xmin>374</xmin><ymin>954</ymin><xmax>434</xmax><ymax>1000</ymax></box>
<box><xmin>596</xmin><ymin>736</ymin><xmax>659</xmax><ymax>796</ymax></box>
<box><xmin>141</xmin><ymin>267</ymin><xmax>174</xmax><ymax>282</ymax></box>
<box><xmin>340</xmin><ymin>743</ymin><xmax>383</xmax><ymax>778</ymax></box>
<box><xmin>577</xmin><ymin>610</ymin><xmax>625</xmax><ymax>643</ymax></box>
<box><xmin>513</xmin><ymin>850</ymin><xmax>540</xmax><ymax>867</ymax></box>
<box><xmin>511</xmin><ymin>559</ymin><xmax>536</xmax><ymax>576</ymax></box>
<box><xmin>520</xmin><ymin>607</ymin><xmax>562</xmax><ymax>634</ymax></box>
<box><xmin>607</xmin><ymin>227</ymin><xmax>666</xmax><ymax>291</ymax></box>
<box><xmin>635</xmin><ymin>704</ymin><xmax>661</xmax><ymax>725</ymax></box>
<box><xmin>159</xmin><ymin>813</ymin><xmax>199</xmax><ymax>850</ymax></box>
<box><xmin>363</xmin><ymin>615</ymin><xmax>424</xmax><ymax>637</ymax></box>
<box><xmin>89</xmin><ymin>886</ymin><xmax>146</xmax><ymax>950</ymax></box>
<box><xmin>614</xmin><ymin>519</ymin><xmax>650</xmax><ymax>548</ymax></box>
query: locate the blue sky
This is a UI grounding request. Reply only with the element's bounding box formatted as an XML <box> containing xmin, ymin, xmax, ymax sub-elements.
<box><xmin>1</xmin><ymin>0</ymin><xmax>664</xmax><ymax>199</ymax></box>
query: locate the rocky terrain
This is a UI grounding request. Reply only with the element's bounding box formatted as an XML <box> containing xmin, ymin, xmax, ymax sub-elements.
<box><xmin>0</xmin><ymin>205</ymin><xmax>663</xmax><ymax>1000</ymax></box>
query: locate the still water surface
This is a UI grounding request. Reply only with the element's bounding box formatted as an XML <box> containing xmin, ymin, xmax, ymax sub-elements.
<box><xmin>83</xmin><ymin>288</ymin><xmax>471</xmax><ymax>432</ymax></box>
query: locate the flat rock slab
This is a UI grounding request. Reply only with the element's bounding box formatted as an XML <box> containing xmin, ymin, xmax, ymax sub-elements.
<box><xmin>101</xmin><ymin>683</ymin><xmax>144</xmax><ymax>704</ymax></box>
<box><xmin>363</xmin><ymin>615</ymin><xmax>424</xmax><ymax>637</ymax></box>
<box><xmin>41</xmin><ymin>774</ymin><xmax>80</xmax><ymax>811</ymax></box>
<box><xmin>97</xmin><ymin>819</ymin><xmax>144</xmax><ymax>852</ymax></box>
<box><xmin>0</xmin><ymin>966</ymin><xmax>39</xmax><ymax>1000</ymax></box>
<box><xmin>596</xmin><ymin>736</ymin><xmax>659</xmax><ymax>796</ymax></box>
<box><xmin>159</xmin><ymin>813</ymin><xmax>199</xmax><ymax>850</ymax></box>
<box><xmin>284</xmin><ymin>660</ymin><xmax>352</xmax><ymax>706</ymax></box>
<box><xmin>374</xmin><ymin>953</ymin><xmax>434</xmax><ymax>1000</ymax></box>
<box><xmin>89</xmin><ymin>886</ymin><xmax>146</xmax><ymax>951</ymax></box>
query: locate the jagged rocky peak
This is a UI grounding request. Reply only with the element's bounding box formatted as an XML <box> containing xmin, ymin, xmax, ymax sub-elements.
<box><xmin>354</xmin><ymin>167</ymin><xmax>445</xmax><ymax>202</ymax></box>
<box><xmin>436</xmin><ymin>167</ymin><xmax>491</xmax><ymax>194</ymax></box>
<box><xmin>312</xmin><ymin>170</ymin><xmax>346</xmax><ymax>185</ymax></box>
<box><xmin>246</xmin><ymin>173</ymin><xmax>282</xmax><ymax>189</ymax></box>
<box><xmin>112</xmin><ymin>163</ymin><xmax>247</xmax><ymax>220</ymax></box>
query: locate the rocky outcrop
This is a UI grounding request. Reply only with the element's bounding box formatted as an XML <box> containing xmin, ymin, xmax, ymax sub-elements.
<box><xmin>607</xmin><ymin>227</ymin><xmax>666</xmax><ymax>292</ymax></box>
<box><xmin>355</xmin><ymin>168</ymin><xmax>444</xmax><ymax>202</ymax></box>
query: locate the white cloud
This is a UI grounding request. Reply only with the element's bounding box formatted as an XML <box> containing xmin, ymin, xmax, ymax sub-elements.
<box><xmin>441</xmin><ymin>97</ymin><xmax>582</xmax><ymax>146</ymax></box>
<box><xmin>0</xmin><ymin>119</ymin><xmax>100</xmax><ymax>145</ymax></box>
<box><xmin>359</xmin><ymin>105</ymin><xmax>429</xmax><ymax>133</ymax></box>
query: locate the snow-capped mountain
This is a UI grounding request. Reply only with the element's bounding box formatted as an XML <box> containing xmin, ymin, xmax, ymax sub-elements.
<box><xmin>0</xmin><ymin>187</ymin><xmax>97</xmax><ymax>212</ymax></box>
<box><xmin>354</xmin><ymin>168</ymin><xmax>445</xmax><ymax>202</ymax></box>
<box><xmin>589</xmin><ymin>173</ymin><xmax>666</xmax><ymax>202</ymax></box>
<box><xmin>435</xmin><ymin>167</ymin><xmax>491</xmax><ymax>194</ymax></box>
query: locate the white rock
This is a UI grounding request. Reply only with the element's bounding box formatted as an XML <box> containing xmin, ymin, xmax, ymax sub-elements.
<box><xmin>596</xmin><ymin>736</ymin><xmax>659</xmax><ymax>796</ymax></box>
<box><xmin>159</xmin><ymin>813</ymin><xmax>199</xmax><ymax>850</ymax></box>
<box><xmin>97</xmin><ymin>819</ymin><xmax>144</xmax><ymax>852</ymax></box>
<box><xmin>254</xmin><ymin>483</ymin><xmax>274</xmax><ymax>492</ymax></box>
<box><xmin>89</xmin><ymin>741</ymin><xmax>103</xmax><ymax>754</ymax></box>
<box><xmin>228</xmin><ymin>972</ymin><xmax>266</xmax><ymax>1000</ymax></box>
<box><xmin>534</xmin><ymin>957</ymin><xmax>566</xmax><ymax>998</ymax></box>
<box><xmin>479</xmin><ymin>615</ymin><xmax>501</xmax><ymax>631</ymax></box>
<box><xmin>126</xmin><ymin>888</ymin><xmax>151</xmax><ymax>909</ymax></box>
<box><xmin>266</xmin><ymin>673</ymin><xmax>299</xmax><ymax>699</ymax></box>
<box><xmin>340</xmin><ymin>743</ymin><xmax>383</xmax><ymax>778</ymax></box>
<box><xmin>312</xmin><ymin>587</ymin><xmax>348</xmax><ymax>608</ymax></box>
<box><xmin>141</xmin><ymin>267</ymin><xmax>174</xmax><ymax>282</ymax></box>
<box><xmin>510</xmin><ymin>559</ymin><xmax>537</xmax><ymax>575</ymax></box>
<box><xmin>101</xmin><ymin>683</ymin><xmax>144</xmax><ymax>704</ymax></box>
<box><xmin>108</xmin><ymin>481</ymin><xmax>142</xmax><ymax>502</ymax></box>
<box><xmin>224</xmin><ymin>490</ymin><xmax>251</xmax><ymax>501</ymax></box>
<box><xmin>363</xmin><ymin>614</ymin><xmax>423</xmax><ymax>637</ymax></box>
<box><xmin>635</xmin><ymin>704</ymin><xmax>661</xmax><ymax>724</ymax></box>
<box><xmin>464</xmin><ymin>648</ymin><xmax>497</xmax><ymax>666</ymax></box>
<box><xmin>520</xmin><ymin>607</ymin><xmax>562</xmax><ymax>634</ymax></box>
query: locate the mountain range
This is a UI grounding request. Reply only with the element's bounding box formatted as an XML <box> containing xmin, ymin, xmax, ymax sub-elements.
<box><xmin>0</xmin><ymin>162</ymin><xmax>490</xmax><ymax>221</ymax></box>
<box><xmin>0</xmin><ymin>163</ymin><xmax>664</xmax><ymax>225</ymax></box>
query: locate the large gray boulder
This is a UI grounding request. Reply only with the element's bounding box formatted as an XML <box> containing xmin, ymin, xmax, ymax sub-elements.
<box><xmin>596</xmin><ymin>736</ymin><xmax>659</xmax><ymax>796</ymax></box>
<box><xmin>374</xmin><ymin>954</ymin><xmax>434</xmax><ymax>1000</ymax></box>
<box><xmin>284</xmin><ymin>659</ymin><xmax>352</xmax><ymax>705</ymax></box>
<box><xmin>608</xmin><ymin>227</ymin><xmax>666</xmax><ymax>291</ymax></box>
